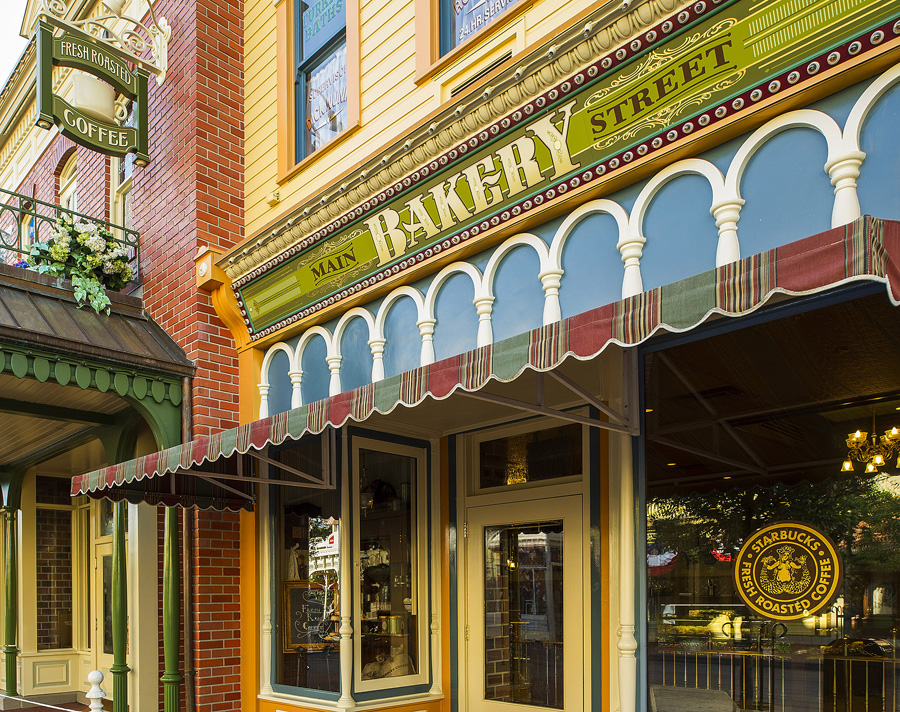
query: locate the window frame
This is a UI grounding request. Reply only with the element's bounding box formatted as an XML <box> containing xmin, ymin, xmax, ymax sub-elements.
<box><xmin>276</xmin><ymin>0</ymin><xmax>360</xmax><ymax>182</ymax></box>
<box><xmin>58</xmin><ymin>154</ymin><xmax>77</xmax><ymax>213</ymax></box>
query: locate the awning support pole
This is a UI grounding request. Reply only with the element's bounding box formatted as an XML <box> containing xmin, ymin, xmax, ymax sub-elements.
<box><xmin>177</xmin><ymin>468</ymin><xmax>332</xmax><ymax>491</ymax></box>
<box><xmin>111</xmin><ymin>501</ymin><xmax>130</xmax><ymax>712</ymax></box>
<box><xmin>546</xmin><ymin>369</ymin><xmax>631</xmax><ymax>427</ymax></box>
<box><xmin>460</xmin><ymin>390</ymin><xmax>636</xmax><ymax>434</ymax></box>
<box><xmin>246</xmin><ymin>451</ymin><xmax>324</xmax><ymax>485</ymax></box>
<box><xmin>162</xmin><ymin>507</ymin><xmax>183</xmax><ymax>712</ymax></box>
<box><xmin>3</xmin><ymin>507</ymin><xmax>17</xmax><ymax>697</ymax></box>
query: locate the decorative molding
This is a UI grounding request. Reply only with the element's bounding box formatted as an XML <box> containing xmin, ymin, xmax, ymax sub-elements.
<box><xmin>0</xmin><ymin>346</ymin><xmax>184</xmax><ymax>407</ymax></box>
<box><xmin>223</xmin><ymin>0</ymin><xmax>688</xmax><ymax>280</ymax></box>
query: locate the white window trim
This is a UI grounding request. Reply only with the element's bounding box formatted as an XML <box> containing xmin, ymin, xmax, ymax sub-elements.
<box><xmin>59</xmin><ymin>155</ymin><xmax>77</xmax><ymax>213</ymax></box>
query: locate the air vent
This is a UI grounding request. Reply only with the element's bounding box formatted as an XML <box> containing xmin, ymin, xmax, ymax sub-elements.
<box><xmin>450</xmin><ymin>51</ymin><xmax>513</xmax><ymax>98</ymax></box>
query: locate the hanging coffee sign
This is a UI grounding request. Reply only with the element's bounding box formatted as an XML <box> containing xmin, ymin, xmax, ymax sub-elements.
<box><xmin>733</xmin><ymin>522</ymin><xmax>842</xmax><ymax>621</ymax></box>
<box><xmin>35</xmin><ymin>18</ymin><xmax>149</xmax><ymax>165</ymax></box>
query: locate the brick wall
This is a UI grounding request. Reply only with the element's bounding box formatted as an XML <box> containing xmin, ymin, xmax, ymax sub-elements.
<box><xmin>35</xmin><ymin>508</ymin><xmax>73</xmax><ymax>651</ymax></box>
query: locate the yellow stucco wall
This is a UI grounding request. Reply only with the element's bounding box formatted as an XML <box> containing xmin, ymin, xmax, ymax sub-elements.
<box><xmin>244</xmin><ymin>0</ymin><xmax>600</xmax><ymax>238</ymax></box>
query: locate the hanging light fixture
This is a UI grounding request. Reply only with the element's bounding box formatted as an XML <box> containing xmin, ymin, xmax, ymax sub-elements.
<box><xmin>841</xmin><ymin>411</ymin><xmax>900</xmax><ymax>473</ymax></box>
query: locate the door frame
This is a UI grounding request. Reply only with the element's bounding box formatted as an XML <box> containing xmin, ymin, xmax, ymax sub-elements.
<box><xmin>457</xmin><ymin>416</ymin><xmax>593</xmax><ymax>711</ymax></box>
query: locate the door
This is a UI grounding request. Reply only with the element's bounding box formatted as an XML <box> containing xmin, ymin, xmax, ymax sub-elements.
<box><xmin>465</xmin><ymin>496</ymin><xmax>584</xmax><ymax>712</ymax></box>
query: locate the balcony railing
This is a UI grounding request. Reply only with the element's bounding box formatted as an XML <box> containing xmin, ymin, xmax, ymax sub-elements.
<box><xmin>0</xmin><ymin>188</ymin><xmax>139</xmax><ymax>283</ymax></box>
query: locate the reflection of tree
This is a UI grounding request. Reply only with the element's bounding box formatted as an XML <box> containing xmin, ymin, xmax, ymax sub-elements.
<box><xmin>649</xmin><ymin>476</ymin><xmax>900</xmax><ymax>620</ymax></box>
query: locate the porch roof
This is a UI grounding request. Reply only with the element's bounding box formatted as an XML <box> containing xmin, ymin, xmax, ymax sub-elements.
<box><xmin>71</xmin><ymin>215</ymin><xmax>900</xmax><ymax>511</ymax></box>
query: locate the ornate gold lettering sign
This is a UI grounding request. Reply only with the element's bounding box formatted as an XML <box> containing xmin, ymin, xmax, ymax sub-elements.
<box><xmin>733</xmin><ymin>522</ymin><xmax>842</xmax><ymax>621</ymax></box>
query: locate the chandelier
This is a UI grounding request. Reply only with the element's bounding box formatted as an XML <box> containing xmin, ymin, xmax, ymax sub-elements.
<box><xmin>841</xmin><ymin>419</ymin><xmax>900</xmax><ymax>473</ymax></box>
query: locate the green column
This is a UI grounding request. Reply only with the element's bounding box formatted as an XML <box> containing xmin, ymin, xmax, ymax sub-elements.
<box><xmin>110</xmin><ymin>501</ymin><xmax>130</xmax><ymax>712</ymax></box>
<box><xmin>3</xmin><ymin>507</ymin><xmax>17</xmax><ymax>697</ymax></box>
<box><xmin>161</xmin><ymin>507</ymin><xmax>182</xmax><ymax>712</ymax></box>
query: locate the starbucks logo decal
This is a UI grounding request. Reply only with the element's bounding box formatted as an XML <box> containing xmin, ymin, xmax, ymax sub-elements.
<box><xmin>733</xmin><ymin>522</ymin><xmax>842</xmax><ymax>621</ymax></box>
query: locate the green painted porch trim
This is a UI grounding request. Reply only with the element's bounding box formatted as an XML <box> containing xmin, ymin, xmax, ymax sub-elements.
<box><xmin>161</xmin><ymin>507</ymin><xmax>182</xmax><ymax>712</ymax></box>
<box><xmin>0</xmin><ymin>345</ymin><xmax>184</xmax><ymax>407</ymax></box>
<box><xmin>110</xmin><ymin>501</ymin><xmax>129</xmax><ymax>712</ymax></box>
<box><xmin>3</xmin><ymin>507</ymin><xmax>17</xmax><ymax>697</ymax></box>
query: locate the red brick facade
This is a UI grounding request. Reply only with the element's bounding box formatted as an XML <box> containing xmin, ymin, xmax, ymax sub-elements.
<box><xmin>16</xmin><ymin>0</ymin><xmax>245</xmax><ymax>707</ymax></box>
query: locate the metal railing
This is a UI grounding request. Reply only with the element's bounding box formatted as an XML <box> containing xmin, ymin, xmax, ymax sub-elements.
<box><xmin>0</xmin><ymin>187</ymin><xmax>139</xmax><ymax>282</ymax></box>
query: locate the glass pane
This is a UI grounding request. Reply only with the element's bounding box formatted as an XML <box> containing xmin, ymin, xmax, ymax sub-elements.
<box><xmin>484</xmin><ymin>520</ymin><xmax>564</xmax><ymax>709</ymax></box>
<box><xmin>359</xmin><ymin>448</ymin><xmax>418</xmax><ymax>680</ymax></box>
<box><xmin>35</xmin><ymin>476</ymin><xmax>71</xmax><ymax>505</ymax></box>
<box><xmin>450</xmin><ymin>0</ymin><xmax>523</xmax><ymax>50</ymax></box>
<box><xmin>274</xmin><ymin>437</ymin><xmax>341</xmax><ymax>692</ymax></box>
<box><xmin>644</xmin><ymin>297</ymin><xmax>900</xmax><ymax>712</ymax></box>
<box><xmin>304</xmin><ymin>41</ymin><xmax>347</xmax><ymax>156</ymax></box>
<box><xmin>36</xmin><ymin>509</ymin><xmax>73</xmax><ymax>650</ymax></box>
<box><xmin>99</xmin><ymin>500</ymin><xmax>127</xmax><ymax>537</ymax></box>
<box><xmin>480</xmin><ymin>424</ymin><xmax>582</xmax><ymax>489</ymax></box>
<box><xmin>102</xmin><ymin>554</ymin><xmax>113</xmax><ymax>656</ymax></box>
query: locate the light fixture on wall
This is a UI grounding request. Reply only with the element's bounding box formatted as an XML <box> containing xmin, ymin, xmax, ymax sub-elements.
<box><xmin>841</xmin><ymin>410</ymin><xmax>900</xmax><ymax>473</ymax></box>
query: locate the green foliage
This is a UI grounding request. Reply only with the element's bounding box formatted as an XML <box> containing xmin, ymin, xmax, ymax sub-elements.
<box><xmin>28</xmin><ymin>214</ymin><xmax>133</xmax><ymax>314</ymax></box>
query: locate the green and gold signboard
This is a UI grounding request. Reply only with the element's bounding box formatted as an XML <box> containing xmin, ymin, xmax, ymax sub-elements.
<box><xmin>733</xmin><ymin>522</ymin><xmax>842</xmax><ymax>621</ymax></box>
<box><xmin>237</xmin><ymin>0</ymin><xmax>900</xmax><ymax>338</ymax></box>
<box><xmin>35</xmin><ymin>19</ymin><xmax>149</xmax><ymax>164</ymax></box>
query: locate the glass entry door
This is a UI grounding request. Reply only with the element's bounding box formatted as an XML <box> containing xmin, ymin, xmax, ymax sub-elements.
<box><xmin>93</xmin><ymin>541</ymin><xmax>115</xmax><ymax>679</ymax></box>
<box><xmin>465</xmin><ymin>496</ymin><xmax>584</xmax><ymax>711</ymax></box>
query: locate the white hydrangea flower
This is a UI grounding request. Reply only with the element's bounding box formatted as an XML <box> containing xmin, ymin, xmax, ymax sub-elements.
<box><xmin>84</xmin><ymin>234</ymin><xmax>107</xmax><ymax>253</ymax></box>
<box><xmin>74</xmin><ymin>220</ymin><xmax>93</xmax><ymax>234</ymax></box>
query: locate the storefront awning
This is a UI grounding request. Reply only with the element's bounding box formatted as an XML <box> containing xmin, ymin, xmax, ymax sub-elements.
<box><xmin>71</xmin><ymin>215</ymin><xmax>900</xmax><ymax>510</ymax></box>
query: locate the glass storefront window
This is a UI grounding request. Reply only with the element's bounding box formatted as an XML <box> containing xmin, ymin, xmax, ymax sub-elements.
<box><xmin>357</xmin><ymin>446</ymin><xmax>419</xmax><ymax>682</ymax></box>
<box><xmin>273</xmin><ymin>437</ymin><xmax>341</xmax><ymax>692</ymax></box>
<box><xmin>479</xmin><ymin>424</ymin><xmax>582</xmax><ymax>489</ymax></box>
<box><xmin>36</xmin><ymin>508</ymin><xmax>73</xmax><ymax>650</ymax></box>
<box><xmin>644</xmin><ymin>295</ymin><xmax>900</xmax><ymax>712</ymax></box>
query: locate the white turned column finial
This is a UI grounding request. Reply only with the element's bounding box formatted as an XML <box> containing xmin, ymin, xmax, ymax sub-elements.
<box><xmin>369</xmin><ymin>338</ymin><xmax>386</xmax><ymax>382</ymax></box>
<box><xmin>257</xmin><ymin>383</ymin><xmax>270</xmax><ymax>418</ymax></box>
<box><xmin>288</xmin><ymin>369</ymin><xmax>303</xmax><ymax>409</ymax></box>
<box><xmin>617</xmin><ymin>234</ymin><xmax>646</xmax><ymax>299</ymax></box>
<box><xmin>826</xmin><ymin>150</ymin><xmax>866</xmax><ymax>228</ymax></box>
<box><xmin>87</xmin><ymin>670</ymin><xmax>106</xmax><ymax>711</ymax></box>
<box><xmin>711</xmin><ymin>199</ymin><xmax>745</xmax><ymax>267</ymax></box>
<box><xmin>326</xmin><ymin>356</ymin><xmax>342</xmax><ymax>396</ymax></box>
<box><xmin>417</xmin><ymin>318</ymin><xmax>436</xmax><ymax>366</ymax></box>
<box><xmin>539</xmin><ymin>268</ymin><xmax>564</xmax><ymax>325</ymax></box>
<box><xmin>473</xmin><ymin>296</ymin><xmax>494</xmax><ymax>347</ymax></box>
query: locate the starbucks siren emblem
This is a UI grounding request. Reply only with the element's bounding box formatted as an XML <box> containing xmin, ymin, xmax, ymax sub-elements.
<box><xmin>733</xmin><ymin>522</ymin><xmax>842</xmax><ymax>621</ymax></box>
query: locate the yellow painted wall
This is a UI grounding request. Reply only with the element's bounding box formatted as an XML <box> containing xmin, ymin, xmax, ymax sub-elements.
<box><xmin>244</xmin><ymin>0</ymin><xmax>599</xmax><ymax>237</ymax></box>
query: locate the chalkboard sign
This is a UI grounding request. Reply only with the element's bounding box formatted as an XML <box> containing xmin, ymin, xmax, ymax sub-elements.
<box><xmin>282</xmin><ymin>581</ymin><xmax>328</xmax><ymax>652</ymax></box>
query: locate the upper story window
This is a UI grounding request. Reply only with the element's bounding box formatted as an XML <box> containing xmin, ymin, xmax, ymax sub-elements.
<box><xmin>112</xmin><ymin>104</ymin><xmax>134</xmax><ymax>234</ymax></box>
<box><xmin>59</xmin><ymin>154</ymin><xmax>78</xmax><ymax>212</ymax></box>
<box><xmin>295</xmin><ymin>0</ymin><xmax>348</xmax><ymax>162</ymax></box>
<box><xmin>441</xmin><ymin>0</ymin><xmax>523</xmax><ymax>53</ymax></box>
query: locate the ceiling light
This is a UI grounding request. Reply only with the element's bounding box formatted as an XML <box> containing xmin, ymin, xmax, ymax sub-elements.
<box><xmin>844</xmin><ymin>409</ymin><xmax>900</xmax><ymax>474</ymax></box>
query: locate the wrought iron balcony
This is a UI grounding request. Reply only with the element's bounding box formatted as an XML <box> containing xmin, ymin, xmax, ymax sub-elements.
<box><xmin>0</xmin><ymin>187</ymin><xmax>139</xmax><ymax>283</ymax></box>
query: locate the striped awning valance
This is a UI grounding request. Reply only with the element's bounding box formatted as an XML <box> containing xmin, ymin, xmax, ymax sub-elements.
<box><xmin>71</xmin><ymin>215</ymin><xmax>900</xmax><ymax>509</ymax></box>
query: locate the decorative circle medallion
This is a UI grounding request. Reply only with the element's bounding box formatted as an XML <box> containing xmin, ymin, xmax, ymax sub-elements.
<box><xmin>733</xmin><ymin>521</ymin><xmax>842</xmax><ymax>621</ymax></box>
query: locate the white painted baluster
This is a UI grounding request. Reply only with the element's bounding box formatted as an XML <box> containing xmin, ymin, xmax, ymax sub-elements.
<box><xmin>417</xmin><ymin>318</ymin><xmax>436</xmax><ymax>366</ymax></box>
<box><xmin>539</xmin><ymin>268</ymin><xmax>564</xmax><ymax>325</ymax></box>
<box><xmin>369</xmin><ymin>338</ymin><xmax>386</xmax><ymax>382</ymax></box>
<box><xmin>617</xmin><ymin>234</ymin><xmax>646</xmax><ymax>299</ymax></box>
<box><xmin>711</xmin><ymin>200</ymin><xmax>744</xmax><ymax>267</ymax></box>
<box><xmin>288</xmin><ymin>369</ymin><xmax>303</xmax><ymax>408</ymax></box>
<box><xmin>257</xmin><ymin>383</ymin><xmax>270</xmax><ymax>418</ymax></box>
<box><xmin>826</xmin><ymin>151</ymin><xmax>866</xmax><ymax>227</ymax></box>
<box><xmin>474</xmin><ymin>297</ymin><xmax>494</xmax><ymax>347</ymax></box>
<box><xmin>326</xmin><ymin>356</ymin><xmax>342</xmax><ymax>396</ymax></box>
<box><xmin>87</xmin><ymin>670</ymin><xmax>107</xmax><ymax>711</ymax></box>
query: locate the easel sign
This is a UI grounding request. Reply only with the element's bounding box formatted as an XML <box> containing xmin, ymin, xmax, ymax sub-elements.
<box><xmin>282</xmin><ymin>580</ymin><xmax>327</xmax><ymax>653</ymax></box>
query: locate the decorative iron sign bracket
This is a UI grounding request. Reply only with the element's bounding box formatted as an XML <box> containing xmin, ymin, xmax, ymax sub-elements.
<box><xmin>35</xmin><ymin>17</ymin><xmax>150</xmax><ymax>164</ymax></box>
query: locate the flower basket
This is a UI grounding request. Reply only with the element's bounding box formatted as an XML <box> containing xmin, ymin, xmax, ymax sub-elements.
<box><xmin>28</xmin><ymin>214</ymin><xmax>133</xmax><ymax>314</ymax></box>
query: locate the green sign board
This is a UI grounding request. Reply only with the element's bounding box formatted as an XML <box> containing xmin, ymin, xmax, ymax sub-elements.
<box><xmin>36</xmin><ymin>19</ymin><xmax>149</xmax><ymax>164</ymax></box>
<box><xmin>238</xmin><ymin>0</ymin><xmax>900</xmax><ymax>337</ymax></box>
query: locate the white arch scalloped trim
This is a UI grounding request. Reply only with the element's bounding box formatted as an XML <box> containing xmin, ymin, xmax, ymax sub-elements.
<box><xmin>482</xmin><ymin>233</ymin><xmax>551</xmax><ymax>299</ymax></box>
<box><xmin>423</xmin><ymin>261</ymin><xmax>485</xmax><ymax>319</ymax></box>
<box><xmin>843</xmin><ymin>61</ymin><xmax>900</xmax><ymax>153</ymax></box>
<box><xmin>373</xmin><ymin>286</ymin><xmax>427</xmax><ymax>340</ymax></box>
<box><xmin>630</xmin><ymin>158</ymin><xmax>726</xmax><ymax>237</ymax></box>
<box><xmin>547</xmin><ymin>199</ymin><xmax>630</xmax><ymax>269</ymax></box>
<box><xmin>259</xmin><ymin>342</ymin><xmax>296</xmax><ymax>385</ymax></box>
<box><xmin>332</xmin><ymin>307</ymin><xmax>377</xmax><ymax>357</ymax></box>
<box><xmin>725</xmin><ymin>109</ymin><xmax>843</xmax><ymax>199</ymax></box>
<box><xmin>295</xmin><ymin>325</ymin><xmax>336</xmax><ymax>363</ymax></box>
